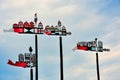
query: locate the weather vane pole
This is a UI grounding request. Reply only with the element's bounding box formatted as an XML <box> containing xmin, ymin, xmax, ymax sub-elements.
<box><xmin>95</xmin><ymin>38</ymin><xmax>100</xmax><ymax>80</ymax></box>
<box><xmin>45</xmin><ymin>20</ymin><xmax>71</xmax><ymax>80</ymax></box>
<box><xmin>34</xmin><ymin>13</ymin><xmax>38</xmax><ymax>80</ymax></box>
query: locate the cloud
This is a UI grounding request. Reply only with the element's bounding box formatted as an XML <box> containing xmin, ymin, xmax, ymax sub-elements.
<box><xmin>99</xmin><ymin>16</ymin><xmax>120</xmax><ymax>63</ymax></box>
<box><xmin>99</xmin><ymin>44</ymin><xmax>120</xmax><ymax>64</ymax></box>
<box><xmin>64</xmin><ymin>63</ymin><xmax>97</xmax><ymax>80</ymax></box>
<box><xmin>101</xmin><ymin>63</ymin><xmax>120</xmax><ymax>74</ymax></box>
<box><xmin>100</xmin><ymin>62</ymin><xmax>120</xmax><ymax>80</ymax></box>
<box><xmin>53</xmin><ymin>5</ymin><xmax>78</xmax><ymax>17</ymax></box>
<box><xmin>0</xmin><ymin>0</ymin><xmax>34</xmax><ymax>10</ymax></box>
<box><xmin>78</xmin><ymin>14</ymin><xmax>105</xmax><ymax>29</ymax></box>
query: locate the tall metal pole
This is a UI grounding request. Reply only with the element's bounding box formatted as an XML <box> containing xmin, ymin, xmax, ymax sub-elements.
<box><xmin>59</xmin><ymin>36</ymin><xmax>64</xmax><ymax>80</ymax></box>
<box><xmin>35</xmin><ymin>34</ymin><xmax>38</xmax><ymax>80</ymax></box>
<box><xmin>96</xmin><ymin>53</ymin><xmax>100</xmax><ymax>80</ymax></box>
<box><xmin>30</xmin><ymin>68</ymin><xmax>33</xmax><ymax>80</ymax></box>
<box><xmin>29</xmin><ymin>46</ymin><xmax>33</xmax><ymax>80</ymax></box>
<box><xmin>95</xmin><ymin>38</ymin><xmax>100</xmax><ymax>80</ymax></box>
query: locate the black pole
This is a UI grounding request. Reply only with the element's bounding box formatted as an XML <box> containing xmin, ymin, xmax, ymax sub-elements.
<box><xmin>30</xmin><ymin>68</ymin><xmax>33</xmax><ymax>80</ymax></box>
<box><xmin>59</xmin><ymin>36</ymin><xmax>64</xmax><ymax>80</ymax></box>
<box><xmin>29</xmin><ymin>46</ymin><xmax>33</xmax><ymax>80</ymax></box>
<box><xmin>35</xmin><ymin>34</ymin><xmax>38</xmax><ymax>80</ymax></box>
<box><xmin>96</xmin><ymin>53</ymin><xmax>100</xmax><ymax>80</ymax></box>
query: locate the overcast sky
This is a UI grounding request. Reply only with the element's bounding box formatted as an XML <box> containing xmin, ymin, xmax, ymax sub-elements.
<box><xmin>0</xmin><ymin>0</ymin><xmax>120</xmax><ymax>80</ymax></box>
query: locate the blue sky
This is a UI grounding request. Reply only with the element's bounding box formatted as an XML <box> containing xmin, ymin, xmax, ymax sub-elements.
<box><xmin>0</xmin><ymin>0</ymin><xmax>120</xmax><ymax>80</ymax></box>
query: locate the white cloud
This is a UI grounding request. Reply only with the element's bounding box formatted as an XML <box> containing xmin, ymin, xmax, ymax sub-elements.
<box><xmin>101</xmin><ymin>63</ymin><xmax>120</xmax><ymax>74</ymax></box>
<box><xmin>82</xmin><ymin>11</ymin><xmax>105</xmax><ymax>26</ymax></box>
<box><xmin>0</xmin><ymin>0</ymin><xmax>34</xmax><ymax>9</ymax></box>
<box><xmin>78</xmin><ymin>14</ymin><xmax>105</xmax><ymax>29</ymax></box>
<box><xmin>40</xmin><ymin>0</ymin><xmax>60</xmax><ymax>5</ymax></box>
<box><xmin>105</xmin><ymin>17</ymin><xmax>120</xmax><ymax>33</ymax></box>
<box><xmin>99</xmin><ymin>17</ymin><xmax>120</xmax><ymax>63</ymax></box>
<box><xmin>64</xmin><ymin>63</ymin><xmax>97</xmax><ymax>80</ymax></box>
<box><xmin>53</xmin><ymin>5</ymin><xmax>78</xmax><ymax>17</ymax></box>
<box><xmin>100</xmin><ymin>62</ymin><xmax>120</xmax><ymax>80</ymax></box>
<box><xmin>99</xmin><ymin>45</ymin><xmax>120</xmax><ymax>63</ymax></box>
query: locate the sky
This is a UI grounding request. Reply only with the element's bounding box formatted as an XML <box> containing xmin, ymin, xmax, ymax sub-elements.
<box><xmin>0</xmin><ymin>0</ymin><xmax>120</xmax><ymax>80</ymax></box>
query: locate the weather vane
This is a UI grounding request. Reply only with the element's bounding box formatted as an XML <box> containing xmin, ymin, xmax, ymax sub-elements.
<box><xmin>5</xmin><ymin>13</ymin><xmax>71</xmax><ymax>80</ymax></box>
<box><xmin>7</xmin><ymin>46</ymin><xmax>35</xmax><ymax>80</ymax></box>
<box><xmin>7</xmin><ymin>46</ymin><xmax>36</xmax><ymax>68</ymax></box>
<box><xmin>4</xmin><ymin>13</ymin><xmax>71</xmax><ymax>36</ymax></box>
<box><xmin>73</xmin><ymin>38</ymin><xmax>110</xmax><ymax>80</ymax></box>
<box><xmin>73</xmin><ymin>38</ymin><xmax>110</xmax><ymax>52</ymax></box>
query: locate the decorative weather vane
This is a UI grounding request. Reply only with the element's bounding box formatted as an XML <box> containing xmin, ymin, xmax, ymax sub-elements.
<box><xmin>5</xmin><ymin>13</ymin><xmax>71</xmax><ymax>80</ymax></box>
<box><xmin>8</xmin><ymin>46</ymin><xmax>35</xmax><ymax>80</ymax></box>
<box><xmin>43</xmin><ymin>19</ymin><xmax>71</xmax><ymax>80</ymax></box>
<box><xmin>45</xmin><ymin>20</ymin><xmax>71</xmax><ymax>36</ymax></box>
<box><xmin>73</xmin><ymin>38</ymin><xmax>110</xmax><ymax>80</ymax></box>
<box><xmin>73</xmin><ymin>38</ymin><xmax>110</xmax><ymax>52</ymax></box>
<box><xmin>5</xmin><ymin>13</ymin><xmax>71</xmax><ymax>36</ymax></box>
<box><xmin>7</xmin><ymin>46</ymin><xmax>36</xmax><ymax>68</ymax></box>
